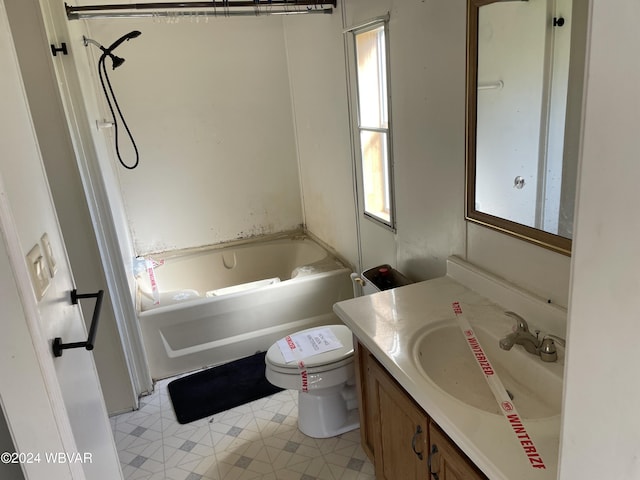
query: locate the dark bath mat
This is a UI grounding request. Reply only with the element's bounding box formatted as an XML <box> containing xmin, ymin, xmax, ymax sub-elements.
<box><xmin>167</xmin><ymin>351</ymin><xmax>283</xmax><ymax>424</ymax></box>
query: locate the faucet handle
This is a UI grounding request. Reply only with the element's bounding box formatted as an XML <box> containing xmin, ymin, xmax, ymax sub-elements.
<box><xmin>539</xmin><ymin>337</ymin><xmax>558</xmax><ymax>362</ymax></box>
<box><xmin>505</xmin><ymin>311</ymin><xmax>529</xmax><ymax>332</ymax></box>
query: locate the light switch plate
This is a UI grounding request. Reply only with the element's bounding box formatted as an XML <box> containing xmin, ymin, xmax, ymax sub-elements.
<box><xmin>40</xmin><ymin>233</ymin><xmax>57</xmax><ymax>277</ymax></box>
<box><xmin>26</xmin><ymin>243</ymin><xmax>50</xmax><ymax>300</ymax></box>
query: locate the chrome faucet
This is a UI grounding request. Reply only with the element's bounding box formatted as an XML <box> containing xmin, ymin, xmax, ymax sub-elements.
<box><xmin>499</xmin><ymin>312</ymin><xmax>540</xmax><ymax>355</ymax></box>
<box><xmin>499</xmin><ymin>312</ymin><xmax>566</xmax><ymax>362</ymax></box>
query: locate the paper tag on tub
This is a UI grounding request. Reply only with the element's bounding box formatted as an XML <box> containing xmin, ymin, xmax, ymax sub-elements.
<box><xmin>277</xmin><ymin>328</ymin><xmax>343</xmax><ymax>363</ymax></box>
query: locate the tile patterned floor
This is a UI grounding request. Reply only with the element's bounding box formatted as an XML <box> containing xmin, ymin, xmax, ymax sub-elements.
<box><xmin>110</xmin><ymin>376</ymin><xmax>375</xmax><ymax>480</ymax></box>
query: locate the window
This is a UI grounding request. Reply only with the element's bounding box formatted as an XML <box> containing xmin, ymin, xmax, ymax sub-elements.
<box><xmin>354</xmin><ymin>23</ymin><xmax>394</xmax><ymax>228</ymax></box>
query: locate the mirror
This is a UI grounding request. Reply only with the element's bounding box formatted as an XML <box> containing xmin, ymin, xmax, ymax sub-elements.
<box><xmin>466</xmin><ymin>0</ymin><xmax>585</xmax><ymax>255</ymax></box>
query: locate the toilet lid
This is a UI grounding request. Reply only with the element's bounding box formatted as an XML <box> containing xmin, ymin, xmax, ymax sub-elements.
<box><xmin>266</xmin><ymin>325</ymin><xmax>354</xmax><ymax>369</ymax></box>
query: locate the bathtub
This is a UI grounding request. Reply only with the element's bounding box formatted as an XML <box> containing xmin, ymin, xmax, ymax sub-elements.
<box><xmin>136</xmin><ymin>234</ymin><xmax>354</xmax><ymax>380</ymax></box>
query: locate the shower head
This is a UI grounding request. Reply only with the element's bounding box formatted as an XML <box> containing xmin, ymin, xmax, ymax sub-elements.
<box><xmin>110</xmin><ymin>54</ymin><xmax>126</xmax><ymax>69</ymax></box>
<box><xmin>83</xmin><ymin>31</ymin><xmax>141</xmax><ymax>54</ymax></box>
<box><xmin>84</xmin><ymin>31</ymin><xmax>141</xmax><ymax>69</ymax></box>
<box><xmin>87</xmin><ymin>31</ymin><xmax>141</xmax><ymax>169</ymax></box>
<box><xmin>105</xmin><ymin>30</ymin><xmax>142</xmax><ymax>54</ymax></box>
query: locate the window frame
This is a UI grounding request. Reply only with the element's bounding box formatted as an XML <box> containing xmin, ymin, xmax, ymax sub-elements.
<box><xmin>352</xmin><ymin>20</ymin><xmax>396</xmax><ymax>231</ymax></box>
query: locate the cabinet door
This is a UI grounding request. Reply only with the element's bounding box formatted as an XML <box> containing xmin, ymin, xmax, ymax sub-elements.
<box><xmin>428</xmin><ymin>421</ymin><xmax>488</xmax><ymax>480</ymax></box>
<box><xmin>370</xmin><ymin>358</ymin><xmax>429</xmax><ymax>480</ymax></box>
<box><xmin>354</xmin><ymin>340</ymin><xmax>376</xmax><ymax>460</ymax></box>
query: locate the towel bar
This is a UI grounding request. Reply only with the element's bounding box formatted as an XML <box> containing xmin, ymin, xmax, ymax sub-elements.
<box><xmin>53</xmin><ymin>289</ymin><xmax>104</xmax><ymax>357</ymax></box>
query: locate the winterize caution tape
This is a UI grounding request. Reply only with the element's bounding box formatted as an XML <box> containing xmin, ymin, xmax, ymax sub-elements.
<box><xmin>284</xmin><ymin>335</ymin><xmax>309</xmax><ymax>393</ymax></box>
<box><xmin>145</xmin><ymin>259</ymin><xmax>160</xmax><ymax>305</ymax></box>
<box><xmin>451</xmin><ymin>302</ymin><xmax>546</xmax><ymax>471</ymax></box>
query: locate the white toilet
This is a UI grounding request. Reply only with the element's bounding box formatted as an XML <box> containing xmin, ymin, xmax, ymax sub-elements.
<box><xmin>265</xmin><ymin>324</ymin><xmax>360</xmax><ymax>438</ymax></box>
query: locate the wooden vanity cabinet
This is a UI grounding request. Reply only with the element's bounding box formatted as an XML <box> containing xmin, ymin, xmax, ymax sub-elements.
<box><xmin>429</xmin><ymin>421</ymin><xmax>488</xmax><ymax>480</ymax></box>
<box><xmin>355</xmin><ymin>339</ymin><xmax>487</xmax><ymax>480</ymax></box>
<box><xmin>354</xmin><ymin>339</ymin><xmax>376</xmax><ymax>460</ymax></box>
<box><xmin>370</xmin><ymin>353</ymin><xmax>429</xmax><ymax>479</ymax></box>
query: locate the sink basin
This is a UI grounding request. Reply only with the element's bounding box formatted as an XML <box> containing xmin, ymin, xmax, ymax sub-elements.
<box><xmin>414</xmin><ymin>322</ymin><xmax>563</xmax><ymax>419</ymax></box>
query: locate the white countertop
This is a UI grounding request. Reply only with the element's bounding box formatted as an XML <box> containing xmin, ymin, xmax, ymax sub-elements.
<box><xmin>333</xmin><ymin>270</ymin><xmax>563</xmax><ymax>480</ymax></box>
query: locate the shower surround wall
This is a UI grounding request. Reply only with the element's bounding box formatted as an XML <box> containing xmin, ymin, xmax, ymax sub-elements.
<box><xmin>84</xmin><ymin>17</ymin><xmax>303</xmax><ymax>255</ymax></box>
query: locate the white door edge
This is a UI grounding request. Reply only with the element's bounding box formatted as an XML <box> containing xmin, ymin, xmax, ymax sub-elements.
<box><xmin>0</xmin><ymin>170</ymin><xmax>86</xmax><ymax>480</ymax></box>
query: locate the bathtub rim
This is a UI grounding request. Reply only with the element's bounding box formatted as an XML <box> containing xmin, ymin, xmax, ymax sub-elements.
<box><xmin>135</xmin><ymin>230</ymin><xmax>354</xmax><ymax>314</ymax></box>
<box><xmin>137</xmin><ymin>266</ymin><xmax>352</xmax><ymax>317</ymax></box>
<box><xmin>136</xmin><ymin>229</ymin><xmax>353</xmax><ymax>269</ymax></box>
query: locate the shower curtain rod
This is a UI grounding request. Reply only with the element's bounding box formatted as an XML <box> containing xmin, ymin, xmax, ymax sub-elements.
<box><xmin>65</xmin><ymin>1</ymin><xmax>336</xmax><ymax>20</ymax></box>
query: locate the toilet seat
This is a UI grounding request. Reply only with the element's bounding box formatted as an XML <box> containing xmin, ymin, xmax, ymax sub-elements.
<box><xmin>265</xmin><ymin>324</ymin><xmax>354</xmax><ymax>373</ymax></box>
<box><xmin>266</xmin><ymin>356</ymin><xmax>353</xmax><ymax>375</ymax></box>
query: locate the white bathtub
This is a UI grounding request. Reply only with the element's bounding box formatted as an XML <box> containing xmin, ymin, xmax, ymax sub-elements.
<box><xmin>136</xmin><ymin>235</ymin><xmax>353</xmax><ymax>380</ymax></box>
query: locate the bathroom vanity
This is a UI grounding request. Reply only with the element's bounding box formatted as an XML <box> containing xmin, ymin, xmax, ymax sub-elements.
<box><xmin>333</xmin><ymin>257</ymin><xmax>566</xmax><ymax>480</ymax></box>
<box><xmin>356</xmin><ymin>339</ymin><xmax>487</xmax><ymax>479</ymax></box>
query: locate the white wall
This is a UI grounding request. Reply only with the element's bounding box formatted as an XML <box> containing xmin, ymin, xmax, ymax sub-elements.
<box><xmin>385</xmin><ymin>0</ymin><xmax>467</xmax><ymax>281</ymax></box>
<box><xmin>337</xmin><ymin>0</ymin><xmax>468</xmax><ymax>280</ymax></box>
<box><xmin>82</xmin><ymin>16</ymin><xmax>303</xmax><ymax>255</ymax></box>
<box><xmin>283</xmin><ymin>10</ymin><xmax>359</xmax><ymax>269</ymax></box>
<box><xmin>467</xmin><ymin>224</ymin><xmax>571</xmax><ymax>306</ymax></box>
<box><xmin>559</xmin><ymin>1</ymin><xmax>640</xmax><ymax>477</ymax></box>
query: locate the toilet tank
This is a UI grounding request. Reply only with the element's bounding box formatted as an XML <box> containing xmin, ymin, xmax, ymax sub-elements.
<box><xmin>350</xmin><ymin>264</ymin><xmax>413</xmax><ymax>297</ymax></box>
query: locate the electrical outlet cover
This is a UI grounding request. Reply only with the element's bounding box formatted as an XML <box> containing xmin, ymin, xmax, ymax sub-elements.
<box><xmin>41</xmin><ymin>233</ymin><xmax>57</xmax><ymax>277</ymax></box>
<box><xmin>26</xmin><ymin>243</ymin><xmax>50</xmax><ymax>300</ymax></box>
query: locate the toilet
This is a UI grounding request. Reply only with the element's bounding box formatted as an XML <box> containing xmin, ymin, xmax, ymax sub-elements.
<box><xmin>265</xmin><ymin>325</ymin><xmax>359</xmax><ymax>438</ymax></box>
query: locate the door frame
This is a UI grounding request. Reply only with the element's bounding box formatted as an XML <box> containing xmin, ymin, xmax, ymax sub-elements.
<box><xmin>36</xmin><ymin>0</ymin><xmax>153</xmax><ymax>398</ymax></box>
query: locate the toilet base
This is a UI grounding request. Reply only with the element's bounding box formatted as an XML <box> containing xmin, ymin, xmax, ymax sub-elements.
<box><xmin>296</xmin><ymin>384</ymin><xmax>360</xmax><ymax>438</ymax></box>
